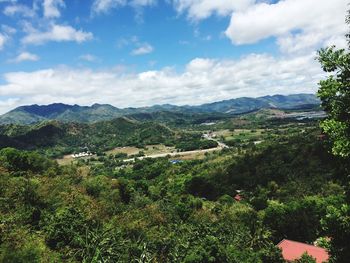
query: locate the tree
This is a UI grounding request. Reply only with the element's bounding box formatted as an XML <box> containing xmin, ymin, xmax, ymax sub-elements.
<box><xmin>0</xmin><ymin>148</ymin><xmax>56</xmax><ymax>174</ymax></box>
<box><xmin>321</xmin><ymin>205</ymin><xmax>350</xmax><ymax>263</ymax></box>
<box><xmin>317</xmin><ymin>18</ymin><xmax>350</xmax><ymax>157</ymax></box>
<box><xmin>293</xmin><ymin>253</ymin><xmax>316</xmax><ymax>263</ymax></box>
<box><xmin>317</xmin><ymin>10</ymin><xmax>350</xmax><ymax>263</ymax></box>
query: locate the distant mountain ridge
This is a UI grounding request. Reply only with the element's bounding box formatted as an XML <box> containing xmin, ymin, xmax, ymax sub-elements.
<box><xmin>0</xmin><ymin>94</ymin><xmax>320</xmax><ymax>125</ymax></box>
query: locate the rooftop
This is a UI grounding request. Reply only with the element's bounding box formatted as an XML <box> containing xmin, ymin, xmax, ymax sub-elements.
<box><xmin>277</xmin><ymin>239</ymin><xmax>329</xmax><ymax>263</ymax></box>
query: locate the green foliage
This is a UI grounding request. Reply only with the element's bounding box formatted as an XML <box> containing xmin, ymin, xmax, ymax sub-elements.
<box><xmin>293</xmin><ymin>253</ymin><xmax>317</xmax><ymax>263</ymax></box>
<box><xmin>317</xmin><ymin>46</ymin><xmax>350</xmax><ymax>157</ymax></box>
<box><xmin>262</xmin><ymin>197</ymin><xmax>335</xmax><ymax>243</ymax></box>
<box><xmin>84</xmin><ymin>175</ymin><xmax>108</xmax><ymax>198</ymax></box>
<box><xmin>185</xmin><ymin>133</ymin><xmax>345</xmax><ymax>201</ymax></box>
<box><xmin>43</xmin><ymin>206</ymin><xmax>95</xmax><ymax>250</ymax></box>
<box><xmin>0</xmin><ymin>118</ymin><xmax>220</xmax><ymax>157</ymax></box>
<box><xmin>185</xmin><ymin>176</ymin><xmax>217</xmax><ymax>200</ymax></box>
<box><xmin>0</xmin><ymin>119</ymin><xmax>347</xmax><ymax>262</ymax></box>
<box><xmin>321</xmin><ymin>204</ymin><xmax>350</xmax><ymax>263</ymax></box>
<box><xmin>175</xmin><ymin>133</ymin><xmax>218</xmax><ymax>151</ymax></box>
<box><xmin>0</xmin><ymin>118</ymin><xmax>175</xmax><ymax>156</ymax></box>
<box><xmin>316</xmin><ymin>11</ymin><xmax>350</xmax><ymax>262</ymax></box>
<box><xmin>0</xmin><ymin>240</ymin><xmax>44</xmax><ymax>263</ymax></box>
<box><xmin>0</xmin><ymin>147</ymin><xmax>56</xmax><ymax>173</ymax></box>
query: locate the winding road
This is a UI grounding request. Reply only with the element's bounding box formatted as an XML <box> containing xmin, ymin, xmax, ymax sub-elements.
<box><xmin>123</xmin><ymin>133</ymin><xmax>229</xmax><ymax>162</ymax></box>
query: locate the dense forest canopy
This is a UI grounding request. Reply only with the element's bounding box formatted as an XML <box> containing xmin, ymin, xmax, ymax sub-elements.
<box><xmin>2</xmin><ymin>127</ymin><xmax>346</xmax><ymax>263</ymax></box>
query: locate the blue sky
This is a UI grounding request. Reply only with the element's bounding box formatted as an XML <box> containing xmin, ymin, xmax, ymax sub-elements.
<box><xmin>0</xmin><ymin>0</ymin><xmax>348</xmax><ymax>113</ymax></box>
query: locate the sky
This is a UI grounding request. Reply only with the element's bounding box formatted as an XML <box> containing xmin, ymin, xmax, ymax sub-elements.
<box><xmin>0</xmin><ymin>0</ymin><xmax>348</xmax><ymax>113</ymax></box>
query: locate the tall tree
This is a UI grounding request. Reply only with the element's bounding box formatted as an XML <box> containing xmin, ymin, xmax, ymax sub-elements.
<box><xmin>317</xmin><ymin>10</ymin><xmax>350</xmax><ymax>263</ymax></box>
<box><xmin>317</xmin><ymin>12</ymin><xmax>350</xmax><ymax>158</ymax></box>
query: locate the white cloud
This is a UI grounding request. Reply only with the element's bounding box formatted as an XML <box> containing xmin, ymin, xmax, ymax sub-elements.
<box><xmin>172</xmin><ymin>0</ymin><xmax>348</xmax><ymax>54</ymax></box>
<box><xmin>22</xmin><ymin>24</ymin><xmax>93</xmax><ymax>45</ymax></box>
<box><xmin>0</xmin><ymin>98</ymin><xmax>20</xmax><ymax>116</ymax></box>
<box><xmin>4</xmin><ymin>2</ymin><xmax>91</xmax><ymax>47</ymax></box>
<box><xmin>79</xmin><ymin>54</ymin><xmax>98</xmax><ymax>62</ymax></box>
<box><xmin>9</xmin><ymin>52</ymin><xmax>40</xmax><ymax>63</ymax></box>
<box><xmin>225</xmin><ymin>0</ymin><xmax>348</xmax><ymax>53</ymax></box>
<box><xmin>186</xmin><ymin>57</ymin><xmax>215</xmax><ymax>72</ymax></box>
<box><xmin>43</xmin><ymin>0</ymin><xmax>65</xmax><ymax>18</ymax></box>
<box><xmin>131</xmin><ymin>42</ymin><xmax>154</xmax><ymax>55</ymax></box>
<box><xmin>3</xmin><ymin>3</ymin><xmax>36</xmax><ymax>17</ymax></box>
<box><xmin>0</xmin><ymin>54</ymin><xmax>324</xmax><ymax>114</ymax></box>
<box><xmin>173</xmin><ymin>0</ymin><xmax>254</xmax><ymax>21</ymax></box>
<box><xmin>116</xmin><ymin>36</ymin><xmax>153</xmax><ymax>55</ymax></box>
<box><xmin>1</xmin><ymin>25</ymin><xmax>16</xmax><ymax>34</ymax></box>
<box><xmin>0</xmin><ymin>33</ymin><xmax>7</xmax><ymax>50</ymax></box>
<box><xmin>91</xmin><ymin>0</ymin><xmax>156</xmax><ymax>15</ymax></box>
<box><xmin>91</xmin><ymin>0</ymin><xmax>127</xmax><ymax>14</ymax></box>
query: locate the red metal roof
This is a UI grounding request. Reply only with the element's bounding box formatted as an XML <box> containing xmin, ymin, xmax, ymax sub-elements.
<box><xmin>277</xmin><ymin>239</ymin><xmax>329</xmax><ymax>263</ymax></box>
<box><xmin>234</xmin><ymin>194</ymin><xmax>242</xmax><ymax>201</ymax></box>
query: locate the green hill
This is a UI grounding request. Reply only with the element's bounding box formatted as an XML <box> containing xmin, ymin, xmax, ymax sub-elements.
<box><xmin>0</xmin><ymin>118</ymin><xmax>176</xmax><ymax>156</ymax></box>
<box><xmin>0</xmin><ymin>94</ymin><xmax>320</xmax><ymax>125</ymax></box>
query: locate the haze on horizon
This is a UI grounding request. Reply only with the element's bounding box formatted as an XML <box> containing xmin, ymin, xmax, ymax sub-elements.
<box><xmin>0</xmin><ymin>0</ymin><xmax>348</xmax><ymax>114</ymax></box>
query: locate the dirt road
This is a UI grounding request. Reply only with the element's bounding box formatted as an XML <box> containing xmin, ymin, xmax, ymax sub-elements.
<box><xmin>123</xmin><ymin>146</ymin><xmax>223</xmax><ymax>162</ymax></box>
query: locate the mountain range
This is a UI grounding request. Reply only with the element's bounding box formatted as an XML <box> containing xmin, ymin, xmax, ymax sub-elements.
<box><xmin>0</xmin><ymin>94</ymin><xmax>320</xmax><ymax>125</ymax></box>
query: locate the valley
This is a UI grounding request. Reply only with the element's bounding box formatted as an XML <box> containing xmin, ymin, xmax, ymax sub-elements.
<box><xmin>1</xmin><ymin>1</ymin><xmax>349</xmax><ymax>261</ymax></box>
<box><xmin>0</xmin><ymin>95</ymin><xmax>348</xmax><ymax>263</ymax></box>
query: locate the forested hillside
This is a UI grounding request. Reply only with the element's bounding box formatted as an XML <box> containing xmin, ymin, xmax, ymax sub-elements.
<box><xmin>0</xmin><ymin>118</ymin><xmax>174</xmax><ymax>153</ymax></box>
<box><xmin>0</xmin><ymin>117</ymin><xmax>220</xmax><ymax>158</ymax></box>
<box><xmin>0</xmin><ymin>127</ymin><xmax>348</xmax><ymax>262</ymax></box>
<box><xmin>0</xmin><ymin>95</ymin><xmax>343</xmax><ymax>262</ymax></box>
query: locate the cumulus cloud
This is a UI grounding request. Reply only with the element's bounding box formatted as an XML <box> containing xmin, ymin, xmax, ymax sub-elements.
<box><xmin>131</xmin><ymin>42</ymin><xmax>154</xmax><ymax>55</ymax></box>
<box><xmin>3</xmin><ymin>1</ymin><xmax>92</xmax><ymax>48</ymax></box>
<box><xmin>43</xmin><ymin>0</ymin><xmax>65</xmax><ymax>18</ymax></box>
<box><xmin>0</xmin><ymin>54</ymin><xmax>324</xmax><ymax>113</ymax></box>
<box><xmin>22</xmin><ymin>24</ymin><xmax>93</xmax><ymax>45</ymax></box>
<box><xmin>3</xmin><ymin>3</ymin><xmax>36</xmax><ymax>17</ymax></box>
<box><xmin>225</xmin><ymin>0</ymin><xmax>348</xmax><ymax>53</ymax></box>
<box><xmin>173</xmin><ymin>0</ymin><xmax>254</xmax><ymax>21</ymax></box>
<box><xmin>172</xmin><ymin>0</ymin><xmax>347</xmax><ymax>54</ymax></box>
<box><xmin>9</xmin><ymin>52</ymin><xmax>40</xmax><ymax>63</ymax></box>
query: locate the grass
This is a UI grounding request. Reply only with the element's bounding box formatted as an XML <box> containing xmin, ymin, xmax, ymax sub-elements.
<box><xmin>144</xmin><ymin>144</ymin><xmax>176</xmax><ymax>155</ymax></box>
<box><xmin>56</xmin><ymin>155</ymin><xmax>94</xmax><ymax>165</ymax></box>
<box><xmin>214</xmin><ymin>128</ymin><xmax>265</xmax><ymax>142</ymax></box>
<box><xmin>105</xmin><ymin>146</ymin><xmax>140</xmax><ymax>156</ymax></box>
